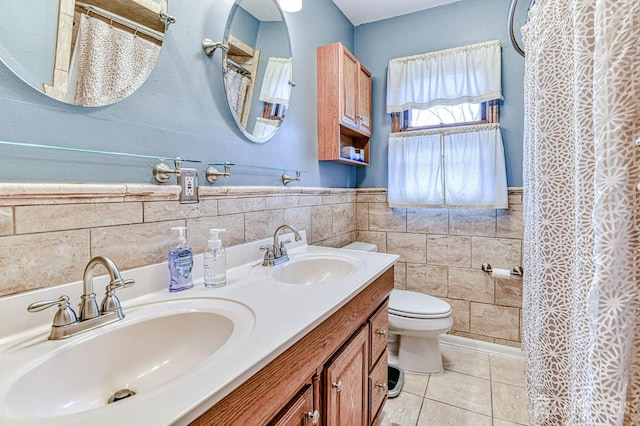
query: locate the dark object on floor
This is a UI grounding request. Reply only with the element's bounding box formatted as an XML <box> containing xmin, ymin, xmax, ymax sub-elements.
<box><xmin>388</xmin><ymin>364</ymin><xmax>404</xmax><ymax>398</ymax></box>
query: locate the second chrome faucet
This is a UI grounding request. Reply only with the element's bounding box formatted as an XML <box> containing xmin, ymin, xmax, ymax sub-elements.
<box><xmin>28</xmin><ymin>256</ymin><xmax>134</xmax><ymax>340</ymax></box>
<box><xmin>261</xmin><ymin>224</ymin><xmax>302</xmax><ymax>266</ymax></box>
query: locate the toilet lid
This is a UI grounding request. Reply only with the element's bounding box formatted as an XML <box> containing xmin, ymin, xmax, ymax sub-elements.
<box><xmin>389</xmin><ymin>289</ymin><xmax>452</xmax><ymax>319</ymax></box>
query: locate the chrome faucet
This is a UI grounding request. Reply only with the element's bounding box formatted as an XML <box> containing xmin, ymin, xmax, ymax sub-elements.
<box><xmin>261</xmin><ymin>224</ymin><xmax>302</xmax><ymax>266</ymax></box>
<box><xmin>28</xmin><ymin>256</ymin><xmax>134</xmax><ymax>340</ymax></box>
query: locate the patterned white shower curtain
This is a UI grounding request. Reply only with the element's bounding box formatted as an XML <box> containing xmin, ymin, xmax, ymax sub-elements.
<box><xmin>72</xmin><ymin>14</ymin><xmax>160</xmax><ymax>106</ymax></box>
<box><xmin>522</xmin><ymin>1</ymin><xmax>640</xmax><ymax>424</ymax></box>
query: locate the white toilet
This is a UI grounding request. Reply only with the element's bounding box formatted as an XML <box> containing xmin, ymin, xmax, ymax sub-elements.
<box><xmin>342</xmin><ymin>242</ymin><xmax>453</xmax><ymax>374</ymax></box>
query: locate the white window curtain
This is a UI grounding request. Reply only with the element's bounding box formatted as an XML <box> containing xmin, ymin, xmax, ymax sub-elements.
<box><xmin>69</xmin><ymin>14</ymin><xmax>160</xmax><ymax>106</ymax></box>
<box><xmin>258</xmin><ymin>57</ymin><xmax>292</xmax><ymax>107</ymax></box>
<box><xmin>388</xmin><ymin>123</ymin><xmax>507</xmax><ymax>208</ymax></box>
<box><xmin>386</xmin><ymin>40</ymin><xmax>502</xmax><ymax>113</ymax></box>
<box><xmin>252</xmin><ymin>117</ymin><xmax>280</xmax><ymax>140</ymax></box>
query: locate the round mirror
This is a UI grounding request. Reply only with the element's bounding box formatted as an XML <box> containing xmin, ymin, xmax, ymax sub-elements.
<box><xmin>0</xmin><ymin>0</ymin><xmax>172</xmax><ymax>107</ymax></box>
<box><xmin>223</xmin><ymin>0</ymin><xmax>293</xmax><ymax>143</ymax></box>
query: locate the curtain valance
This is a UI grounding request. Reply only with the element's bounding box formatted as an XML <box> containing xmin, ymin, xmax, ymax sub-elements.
<box><xmin>259</xmin><ymin>57</ymin><xmax>292</xmax><ymax>107</ymax></box>
<box><xmin>386</xmin><ymin>40</ymin><xmax>502</xmax><ymax>113</ymax></box>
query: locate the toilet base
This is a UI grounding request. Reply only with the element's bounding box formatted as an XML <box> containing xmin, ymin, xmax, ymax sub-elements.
<box><xmin>397</xmin><ymin>334</ymin><xmax>444</xmax><ymax>374</ymax></box>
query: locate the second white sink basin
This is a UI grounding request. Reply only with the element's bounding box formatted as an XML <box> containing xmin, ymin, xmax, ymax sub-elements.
<box><xmin>2</xmin><ymin>298</ymin><xmax>254</xmax><ymax>420</ymax></box>
<box><xmin>255</xmin><ymin>253</ymin><xmax>365</xmax><ymax>285</ymax></box>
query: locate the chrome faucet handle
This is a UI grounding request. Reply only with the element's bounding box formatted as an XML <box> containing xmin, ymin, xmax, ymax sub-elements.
<box><xmin>108</xmin><ymin>278</ymin><xmax>135</xmax><ymax>291</ymax></box>
<box><xmin>27</xmin><ymin>295</ymin><xmax>78</xmax><ymax>327</ymax></box>
<box><xmin>279</xmin><ymin>239</ymin><xmax>292</xmax><ymax>257</ymax></box>
<box><xmin>100</xmin><ymin>278</ymin><xmax>134</xmax><ymax>316</ymax></box>
<box><xmin>260</xmin><ymin>244</ymin><xmax>275</xmax><ymax>266</ymax></box>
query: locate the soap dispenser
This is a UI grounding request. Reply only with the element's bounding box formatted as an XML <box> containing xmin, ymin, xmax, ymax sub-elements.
<box><xmin>168</xmin><ymin>226</ymin><xmax>194</xmax><ymax>292</ymax></box>
<box><xmin>203</xmin><ymin>228</ymin><xmax>226</xmax><ymax>288</ymax></box>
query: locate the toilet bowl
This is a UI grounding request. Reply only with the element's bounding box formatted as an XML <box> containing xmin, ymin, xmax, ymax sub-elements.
<box><xmin>342</xmin><ymin>242</ymin><xmax>453</xmax><ymax>374</ymax></box>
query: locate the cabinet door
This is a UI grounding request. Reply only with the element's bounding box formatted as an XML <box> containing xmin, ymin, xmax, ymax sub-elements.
<box><xmin>324</xmin><ymin>326</ymin><xmax>369</xmax><ymax>426</ymax></box>
<box><xmin>340</xmin><ymin>49</ymin><xmax>359</xmax><ymax>131</ymax></box>
<box><xmin>368</xmin><ymin>302</ymin><xmax>388</xmax><ymax>368</ymax></box>
<box><xmin>271</xmin><ymin>385</ymin><xmax>318</xmax><ymax>426</ymax></box>
<box><xmin>357</xmin><ymin>64</ymin><xmax>372</xmax><ymax>136</ymax></box>
<box><xmin>368</xmin><ymin>355</ymin><xmax>388</xmax><ymax>424</ymax></box>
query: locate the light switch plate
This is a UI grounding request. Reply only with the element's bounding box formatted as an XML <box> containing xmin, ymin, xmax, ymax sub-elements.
<box><xmin>178</xmin><ymin>168</ymin><xmax>199</xmax><ymax>203</ymax></box>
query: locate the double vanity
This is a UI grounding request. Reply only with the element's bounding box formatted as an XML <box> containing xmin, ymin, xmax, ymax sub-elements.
<box><xmin>0</xmin><ymin>230</ymin><xmax>397</xmax><ymax>425</ymax></box>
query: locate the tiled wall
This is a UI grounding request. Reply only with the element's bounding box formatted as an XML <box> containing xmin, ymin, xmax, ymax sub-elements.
<box><xmin>0</xmin><ymin>184</ymin><xmax>523</xmax><ymax>346</ymax></box>
<box><xmin>0</xmin><ymin>184</ymin><xmax>357</xmax><ymax>297</ymax></box>
<box><xmin>355</xmin><ymin>188</ymin><xmax>524</xmax><ymax>347</ymax></box>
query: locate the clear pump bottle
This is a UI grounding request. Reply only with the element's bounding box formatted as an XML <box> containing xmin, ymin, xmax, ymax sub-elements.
<box><xmin>203</xmin><ymin>228</ymin><xmax>226</xmax><ymax>288</ymax></box>
<box><xmin>168</xmin><ymin>226</ymin><xmax>194</xmax><ymax>292</ymax></box>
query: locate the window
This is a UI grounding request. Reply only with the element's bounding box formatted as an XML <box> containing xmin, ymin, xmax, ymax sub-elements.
<box><xmin>386</xmin><ymin>41</ymin><xmax>507</xmax><ymax>208</ymax></box>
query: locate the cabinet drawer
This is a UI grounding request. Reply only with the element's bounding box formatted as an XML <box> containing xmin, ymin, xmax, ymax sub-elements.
<box><xmin>368</xmin><ymin>354</ymin><xmax>388</xmax><ymax>423</ymax></box>
<box><xmin>368</xmin><ymin>301</ymin><xmax>388</xmax><ymax>368</ymax></box>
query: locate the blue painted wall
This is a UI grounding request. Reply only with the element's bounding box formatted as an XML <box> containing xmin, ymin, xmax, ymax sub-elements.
<box><xmin>354</xmin><ymin>0</ymin><xmax>526</xmax><ymax>187</ymax></box>
<box><xmin>0</xmin><ymin>0</ymin><xmax>526</xmax><ymax>188</ymax></box>
<box><xmin>0</xmin><ymin>0</ymin><xmax>355</xmax><ymax>186</ymax></box>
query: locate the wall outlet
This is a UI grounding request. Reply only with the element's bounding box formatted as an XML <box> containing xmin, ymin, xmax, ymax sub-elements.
<box><xmin>178</xmin><ymin>168</ymin><xmax>199</xmax><ymax>203</ymax></box>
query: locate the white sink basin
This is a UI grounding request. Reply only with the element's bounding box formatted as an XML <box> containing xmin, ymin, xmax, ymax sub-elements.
<box><xmin>254</xmin><ymin>253</ymin><xmax>365</xmax><ymax>285</ymax></box>
<box><xmin>2</xmin><ymin>298</ymin><xmax>254</xmax><ymax>420</ymax></box>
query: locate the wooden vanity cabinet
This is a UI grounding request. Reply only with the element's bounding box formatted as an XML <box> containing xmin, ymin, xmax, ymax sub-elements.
<box><xmin>317</xmin><ymin>42</ymin><xmax>372</xmax><ymax>166</ymax></box>
<box><xmin>191</xmin><ymin>267</ymin><xmax>393</xmax><ymax>426</ymax></box>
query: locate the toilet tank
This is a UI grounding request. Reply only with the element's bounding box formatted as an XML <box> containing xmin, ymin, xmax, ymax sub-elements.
<box><xmin>341</xmin><ymin>242</ymin><xmax>378</xmax><ymax>252</ymax></box>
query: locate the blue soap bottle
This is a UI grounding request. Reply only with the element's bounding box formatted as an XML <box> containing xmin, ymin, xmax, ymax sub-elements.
<box><xmin>168</xmin><ymin>226</ymin><xmax>194</xmax><ymax>292</ymax></box>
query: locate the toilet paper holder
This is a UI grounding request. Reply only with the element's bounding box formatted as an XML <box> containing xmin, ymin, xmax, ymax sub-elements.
<box><xmin>481</xmin><ymin>263</ymin><xmax>523</xmax><ymax>276</ymax></box>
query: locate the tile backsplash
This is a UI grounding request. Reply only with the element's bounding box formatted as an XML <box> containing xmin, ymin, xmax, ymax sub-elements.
<box><xmin>0</xmin><ymin>184</ymin><xmax>523</xmax><ymax>346</ymax></box>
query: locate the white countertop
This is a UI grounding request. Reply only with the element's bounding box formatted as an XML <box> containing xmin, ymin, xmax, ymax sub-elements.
<box><xmin>0</xmin><ymin>232</ymin><xmax>398</xmax><ymax>425</ymax></box>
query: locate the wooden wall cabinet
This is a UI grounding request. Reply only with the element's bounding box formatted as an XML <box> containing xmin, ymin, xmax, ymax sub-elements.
<box><xmin>317</xmin><ymin>42</ymin><xmax>372</xmax><ymax>166</ymax></box>
<box><xmin>191</xmin><ymin>267</ymin><xmax>394</xmax><ymax>426</ymax></box>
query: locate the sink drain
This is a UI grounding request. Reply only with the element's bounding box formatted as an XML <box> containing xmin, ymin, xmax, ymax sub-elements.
<box><xmin>108</xmin><ymin>388</ymin><xmax>137</xmax><ymax>404</ymax></box>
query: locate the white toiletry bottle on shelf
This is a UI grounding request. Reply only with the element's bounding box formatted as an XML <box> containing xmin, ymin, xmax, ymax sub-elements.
<box><xmin>203</xmin><ymin>228</ymin><xmax>226</xmax><ymax>288</ymax></box>
<box><xmin>168</xmin><ymin>226</ymin><xmax>194</xmax><ymax>292</ymax></box>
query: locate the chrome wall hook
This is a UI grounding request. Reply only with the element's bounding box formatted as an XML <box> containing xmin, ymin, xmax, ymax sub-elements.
<box><xmin>206</xmin><ymin>162</ymin><xmax>232</xmax><ymax>183</ymax></box>
<box><xmin>282</xmin><ymin>171</ymin><xmax>301</xmax><ymax>185</ymax></box>
<box><xmin>202</xmin><ymin>39</ymin><xmax>229</xmax><ymax>56</ymax></box>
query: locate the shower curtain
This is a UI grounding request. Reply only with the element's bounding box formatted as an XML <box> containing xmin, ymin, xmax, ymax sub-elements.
<box><xmin>522</xmin><ymin>1</ymin><xmax>640</xmax><ymax>424</ymax></box>
<box><xmin>71</xmin><ymin>14</ymin><xmax>160</xmax><ymax>106</ymax></box>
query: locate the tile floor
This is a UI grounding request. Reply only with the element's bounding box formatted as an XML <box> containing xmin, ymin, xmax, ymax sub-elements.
<box><xmin>378</xmin><ymin>344</ymin><xmax>530</xmax><ymax>426</ymax></box>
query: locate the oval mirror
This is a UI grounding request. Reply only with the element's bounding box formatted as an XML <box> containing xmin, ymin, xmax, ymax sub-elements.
<box><xmin>0</xmin><ymin>0</ymin><xmax>173</xmax><ymax>107</ymax></box>
<box><xmin>223</xmin><ymin>0</ymin><xmax>293</xmax><ymax>143</ymax></box>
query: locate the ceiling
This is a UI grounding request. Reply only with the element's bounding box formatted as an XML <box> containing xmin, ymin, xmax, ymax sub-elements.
<box><xmin>330</xmin><ymin>0</ymin><xmax>463</xmax><ymax>26</ymax></box>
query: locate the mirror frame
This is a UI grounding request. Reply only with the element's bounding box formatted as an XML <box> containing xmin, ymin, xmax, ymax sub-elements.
<box><xmin>222</xmin><ymin>0</ymin><xmax>293</xmax><ymax>143</ymax></box>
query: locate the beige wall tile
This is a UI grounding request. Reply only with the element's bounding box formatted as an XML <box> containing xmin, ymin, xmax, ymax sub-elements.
<box><xmin>495</xmin><ymin>277</ymin><xmax>523</xmax><ymax>308</ymax></box>
<box><xmin>448</xmin><ymin>267</ymin><xmax>494</xmax><ymax>304</ymax></box>
<box><xmin>298</xmin><ymin>195</ymin><xmax>323</xmax><ymax>207</ymax></box>
<box><xmin>356</xmin><ymin>202</ymin><xmax>369</xmax><ymax>230</ymax></box>
<box><xmin>406</xmin><ymin>263</ymin><xmax>448</xmax><ymax>297</ymax></box>
<box><xmin>310</xmin><ymin>205</ymin><xmax>333</xmax><ymax>243</ymax></box>
<box><xmin>368</xmin><ymin>203</ymin><xmax>406</xmax><ymax>232</ymax></box>
<box><xmin>322</xmin><ymin>194</ymin><xmax>351</xmax><ymax>204</ymax></box>
<box><xmin>218</xmin><ymin>197</ymin><xmax>265</xmax><ymax>215</ymax></box>
<box><xmin>144</xmin><ymin>200</ymin><xmax>217</xmax><ymax>222</ymax></box>
<box><xmin>497</xmin><ymin>205</ymin><xmax>524</xmax><ymax>239</ymax></box>
<box><xmin>387</xmin><ymin>232</ymin><xmax>426</xmax><ymax>263</ymax></box>
<box><xmin>15</xmin><ymin>203</ymin><xmax>142</xmax><ymax>234</ymax></box>
<box><xmin>321</xmin><ymin>232</ymin><xmax>355</xmax><ymax>248</ymax></box>
<box><xmin>470</xmin><ymin>303</ymin><xmax>520</xmax><ymax>341</ymax></box>
<box><xmin>331</xmin><ymin>204</ymin><xmax>352</xmax><ymax>235</ymax></box>
<box><xmin>356</xmin><ymin>193</ymin><xmax>387</xmax><ymax>203</ymax></box>
<box><xmin>265</xmin><ymin>196</ymin><xmax>299</xmax><ymax>210</ymax></box>
<box><xmin>394</xmin><ymin>262</ymin><xmax>407</xmax><ymax>289</ymax></box>
<box><xmin>91</xmin><ymin>220</ymin><xmax>184</xmax><ymax>271</ymax></box>
<box><xmin>407</xmin><ymin>208</ymin><xmax>448</xmax><ymax>234</ymax></box>
<box><xmin>449</xmin><ymin>209</ymin><xmax>496</xmax><ymax>237</ymax></box>
<box><xmin>347</xmin><ymin>203</ymin><xmax>357</xmax><ymax>232</ymax></box>
<box><xmin>444</xmin><ymin>298</ymin><xmax>470</xmax><ymax>332</ymax></box>
<box><xmin>0</xmin><ymin>230</ymin><xmax>89</xmax><ymax>296</ymax></box>
<box><xmin>188</xmin><ymin>214</ymin><xmax>245</xmax><ymax>253</ymax></box>
<box><xmin>0</xmin><ymin>208</ymin><xmax>13</xmax><ymax>236</ymax></box>
<box><xmin>356</xmin><ymin>231</ymin><xmax>387</xmax><ymax>252</ymax></box>
<box><xmin>284</xmin><ymin>206</ymin><xmax>312</xmax><ymax>236</ymax></box>
<box><xmin>508</xmin><ymin>192</ymin><xmax>523</xmax><ymax>205</ymax></box>
<box><xmin>471</xmin><ymin>237</ymin><xmax>522</xmax><ymax>270</ymax></box>
<box><xmin>427</xmin><ymin>235</ymin><xmax>471</xmax><ymax>267</ymax></box>
<box><xmin>244</xmin><ymin>210</ymin><xmax>285</xmax><ymax>241</ymax></box>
